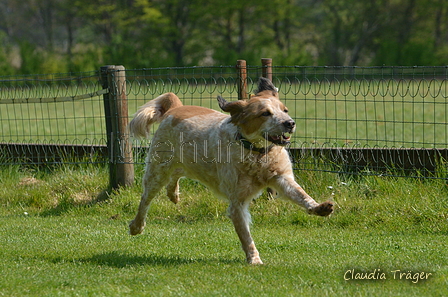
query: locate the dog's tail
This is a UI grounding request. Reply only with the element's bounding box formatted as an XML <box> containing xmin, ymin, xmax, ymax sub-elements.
<box><xmin>128</xmin><ymin>92</ymin><xmax>183</xmax><ymax>138</ymax></box>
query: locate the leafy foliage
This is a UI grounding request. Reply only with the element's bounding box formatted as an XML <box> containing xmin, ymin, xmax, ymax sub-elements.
<box><xmin>0</xmin><ymin>0</ymin><xmax>447</xmax><ymax>74</ymax></box>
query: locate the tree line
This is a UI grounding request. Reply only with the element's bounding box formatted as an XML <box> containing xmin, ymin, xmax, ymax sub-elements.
<box><xmin>0</xmin><ymin>0</ymin><xmax>447</xmax><ymax>75</ymax></box>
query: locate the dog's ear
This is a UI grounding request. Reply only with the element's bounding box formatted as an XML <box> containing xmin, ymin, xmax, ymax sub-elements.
<box><xmin>217</xmin><ymin>95</ymin><xmax>230</xmax><ymax>111</ymax></box>
<box><xmin>254</xmin><ymin>77</ymin><xmax>278</xmax><ymax>97</ymax></box>
<box><xmin>217</xmin><ymin>96</ymin><xmax>246</xmax><ymax>113</ymax></box>
<box><xmin>217</xmin><ymin>96</ymin><xmax>247</xmax><ymax>123</ymax></box>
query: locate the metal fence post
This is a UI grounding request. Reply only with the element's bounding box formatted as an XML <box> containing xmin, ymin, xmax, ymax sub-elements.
<box><xmin>100</xmin><ymin>65</ymin><xmax>134</xmax><ymax>189</ymax></box>
<box><xmin>236</xmin><ymin>60</ymin><xmax>248</xmax><ymax>100</ymax></box>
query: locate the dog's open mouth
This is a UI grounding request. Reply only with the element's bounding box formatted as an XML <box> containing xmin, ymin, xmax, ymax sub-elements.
<box><xmin>265</xmin><ymin>133</ymin><xmax>291</xmax><ymax>145</ymax></box>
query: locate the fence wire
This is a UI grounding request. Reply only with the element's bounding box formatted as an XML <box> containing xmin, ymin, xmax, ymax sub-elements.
<box><xmin>1</xmin><ymin>66</ymin><xmax>448</xmax><ymax>178</ymax></box>
<box><xmin>0</xmin><ymin>71</ymin><xmax>107</xmax><ymax>165</ymax></box>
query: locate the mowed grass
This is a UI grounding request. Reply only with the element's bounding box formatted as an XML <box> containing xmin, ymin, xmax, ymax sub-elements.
<box><xmin>0</xmin><ymin>165</ymin><xmax>447</xmax><ymax>296</ymax></box>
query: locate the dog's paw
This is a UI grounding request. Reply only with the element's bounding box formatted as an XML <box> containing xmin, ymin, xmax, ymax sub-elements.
<box><xmin>247</xmin><ymin>256</ymin><xmax>264</xmax><ymax>265</ymax></box>
<box><xmin>129</xmin><ymin>219</ymin><xmax>146</xmax><ymax>235</ymax></box>
<box><xmin>167</xmin><ymin>192</ymin><xmax>180</xmax><ymax>204</ymax></box>
<box><xmin>309</xmin><ymin>201</ymin><xmax>334</xmax><ymax>216</ymax></box>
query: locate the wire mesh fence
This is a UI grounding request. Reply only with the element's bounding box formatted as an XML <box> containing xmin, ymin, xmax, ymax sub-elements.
<box><xmin>0</xmin><ymin>71</ymin><xmax>107</xmax><ymax>165</ymax></box>
<box><xmin>1</xmin><ymin>64</ymin><xmax>448</xmax><ymax>179</ymax></box>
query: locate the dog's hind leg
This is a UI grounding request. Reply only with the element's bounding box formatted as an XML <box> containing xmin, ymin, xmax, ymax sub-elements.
<box><xmin>166</xmin><ymin>168</ymin><xmax>184</xmax><ymax>204</ymax></box>
<box><xmin>129</xmin><ymin>164</ymin><xmax>172</xmax><ymax>235</ymax></box>
<box><xmin>228</xmin><ymin>201</ymin><xmax>263</xmax><ymax>265</ymax></box>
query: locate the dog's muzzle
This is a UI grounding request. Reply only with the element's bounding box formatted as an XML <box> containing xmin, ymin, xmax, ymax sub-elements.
<box><xmin>283</xmin><ymin>119</ymin><xmax>296</xmax><ymax>131</ymax></box>
<box><xmin>264</xmin><ymin>119</ymin><xmax>295</xmax><ymax>145</ymax></box>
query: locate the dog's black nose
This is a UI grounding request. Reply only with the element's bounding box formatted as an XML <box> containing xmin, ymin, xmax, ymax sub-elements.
<box><xmin>283</xmin><ymin>120</ymin><xmax>295</xmax><ymax>129</ymax></box>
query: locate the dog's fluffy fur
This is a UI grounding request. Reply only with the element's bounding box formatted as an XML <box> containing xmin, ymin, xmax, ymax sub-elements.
<box><xmin>128</xmin><ymin>77</ymin><xmax>333</xmax><ymax>264</ymax></box>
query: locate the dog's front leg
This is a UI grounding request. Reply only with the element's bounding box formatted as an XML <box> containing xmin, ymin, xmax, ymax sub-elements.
<box><xmin>228</xmin><ymin>201</ymin><xmax>263</xmax><ymax>265</ymax></box>
<box><xmin>272</xmin><ymin>175</ymin><xmax>333</xmax><ymax>216</ymax></box>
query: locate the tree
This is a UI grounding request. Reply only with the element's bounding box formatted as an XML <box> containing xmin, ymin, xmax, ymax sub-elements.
<box><xmin>317</xmin><ymin>0</ymin><xmax>390</xmax><ymax>65</ymax></box>
<box><xmin>1</xmin><ymin>0</ymin><xmax>448</xmax><ymax>73</ymax></box>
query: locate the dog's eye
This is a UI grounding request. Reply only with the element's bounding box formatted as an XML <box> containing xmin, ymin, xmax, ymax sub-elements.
<box><xmin>261</xmin><ymin>111</ymin><xmax>272</xmax><ymax>116</ymax></box>
<box><xmin>284</xmin><ymin>109</ymin><xmax>289</xmax><ymax>113</ymax></box>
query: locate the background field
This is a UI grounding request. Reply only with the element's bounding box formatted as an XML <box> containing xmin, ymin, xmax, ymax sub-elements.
<box><xmin>0</xmin><ymin>165</ymin><xmax>446</xmax><ymax>296</ymax></box>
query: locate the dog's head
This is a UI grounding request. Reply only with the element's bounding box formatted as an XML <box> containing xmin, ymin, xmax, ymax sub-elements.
<box><xmin>217</xmin><ymin>77</ymin><xmax>295</xmax><ymax>146</ymax></box>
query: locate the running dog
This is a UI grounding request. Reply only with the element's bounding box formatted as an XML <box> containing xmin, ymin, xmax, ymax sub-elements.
<box><xmin>128</xmin><ymin>77</ymin><xmax>333</xmax><ymax>264</ymax></box>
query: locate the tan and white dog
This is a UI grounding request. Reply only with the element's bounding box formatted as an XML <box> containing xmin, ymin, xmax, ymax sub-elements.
<box><xmin>128</xmin><ymin>77</ymin><xmax>333</xmax><ymax>264</ymax></box>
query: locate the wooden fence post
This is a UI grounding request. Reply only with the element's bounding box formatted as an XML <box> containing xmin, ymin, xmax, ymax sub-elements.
<box><xmin>261</xmin><ymin>58</ymin><xmax>276</xmax><ymax>197</ymax></box>
<box><xmin>236</xmin><ymin>60</ymin><xmax>248</xmax><ymax>100</ymax></box>
<box><xmin>261</xmin><ymin>58</ymin><xmax>273</xmax><ymax>81</ymax></box>
<box><xmin>100</xmin><ymin>65</ymin><xmax>134</xmax><ymax>189</ymax></box>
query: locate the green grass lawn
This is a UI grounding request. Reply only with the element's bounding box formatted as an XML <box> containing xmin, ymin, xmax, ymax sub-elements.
<box><xmin>0</xmin><ymin>165</ymin><xmax>447</xmax><ymax>296</ymax></box>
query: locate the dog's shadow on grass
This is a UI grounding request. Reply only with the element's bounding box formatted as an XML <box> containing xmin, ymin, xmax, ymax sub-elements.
<box><xmin>70</xmin><ymin>251</ymin><xmax>242</xmax><ymax>268</ymax></box>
